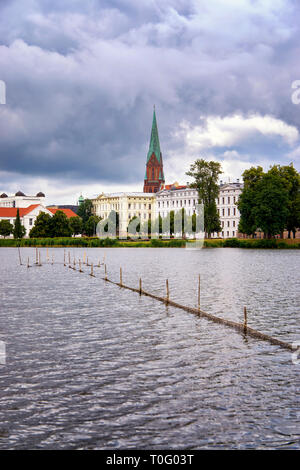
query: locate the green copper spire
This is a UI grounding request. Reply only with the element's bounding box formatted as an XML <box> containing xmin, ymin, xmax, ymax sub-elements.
<box><xmin>147</xmin><ymin>107</ymin><xmax>162</xmax><ymax>164</ymax></box>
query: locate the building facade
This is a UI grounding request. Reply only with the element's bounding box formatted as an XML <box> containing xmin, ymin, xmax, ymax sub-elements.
<box><xmin>156</xmin><ymin>180</ymin><xmax>243</xmax><ymax>238</ymax></box>
<box><xmin>213</xmin><ymin>181</ymin><xmax>243</xmax><ymax>238</ymax></box>
<box><xmin>0</xmin><ymin>191</ymin><xmax>45</xmax><ymax>208</ymax></box>
<box><xmin>143</xmin><ymin>108</ymin><xmax>165</xmax><ymax>193</ymax></box>
<box><xmin>92</xmin><ymin>192</ymin><xmax>156</xmax><ymax>237</ymax></box>
<box><xmin>0</xmin><ymin>205</ymin><xmax>77</xmax><ymax>237</ymax></box>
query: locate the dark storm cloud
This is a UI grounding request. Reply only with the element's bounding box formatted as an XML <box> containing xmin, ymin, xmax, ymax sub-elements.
<box><xmin>0</xmin><ymin>0</ymin><xmax>299</xmax><ymax>195</ymax></box>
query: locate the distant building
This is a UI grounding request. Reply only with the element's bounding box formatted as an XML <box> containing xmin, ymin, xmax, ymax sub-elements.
<box><xmin>156</xmin><ymin>184</ymin><xmax>198</xmax><ymax>218</ymax></box>
<box><xmin>156</xmin><ymin>180</ymin><xmax>243</xmax><ymax>238</ymax></box>
<box><xmin>143</xmin><ymin>108</ymin><xmax>165</xmax><ymax>193</ymax></box>
<box><xmin>92</xmin><ymin>192</ymin><xmax>156</xmax><ymax>238</ymax></box>
<box><xmin>0</xmin><ymin>191</ymin><xmax>45</xmax><ymax>208</ymax></box>
<box><xmin>213</xmin><ymin>181</ymin><xmax>243</xmax><ymax>238</ymax></box>
<box><xmin>0</xmin><ymin>205</ymin><xmax>78</xmax><ymax>238</ymax></box>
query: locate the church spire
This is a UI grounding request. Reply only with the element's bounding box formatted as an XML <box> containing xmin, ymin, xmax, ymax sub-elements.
<box><xmin>143</xmin><ymin>107</ymin><xmax>165</xmax><ymax>193</ymax></box>
<box><xmin>147</xmin><ymin>107</ymin><xmax>162</xmax><ymax>164</ymax></box>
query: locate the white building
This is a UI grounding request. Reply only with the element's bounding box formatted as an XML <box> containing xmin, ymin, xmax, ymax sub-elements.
<box><xmin>0</xmin><ymin>205</ymin><xmax>78</xmax><ymax>237</ymax></box>
<box><xmin>214</xmin><ymin>181</ymin><xmax>243</xmax><ymax>238</ymax></box>
<box><xmin>156</xmin><ymin>183</ymin><xmax>198</xmax><ymax>218</ymax></box>
<box><xmin>92</xmin><ymin>192</ymin><xmax>156</xmax><ymax>238</ymax></box>
<box><xmin>0</xmin><ymin>191</ymin><xmax>45</xmax><ymax>208</ymax></box>
<box><xmin>156</xmin><ymin>180</ymin><xmax>243</xmax><ymax>238</ymax></box>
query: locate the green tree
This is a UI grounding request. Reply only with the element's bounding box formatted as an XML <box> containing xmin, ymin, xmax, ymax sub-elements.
<box><xmin>186</xmin><ymin>159</ymin><xmax>222</xmax><ymax>238</ymax></box>
<box><xmin>268</xmin><ymin>164</ymin><xmax>300</xmax><ymax>238</ymax></box>
<box><xmin>85</xmin><ymin>215</ymin><xmax>102</xmax><ymax>237</ymax></box>
<box><xmin>253</xmin><ymin>173</ymin><xmax>289</xmax><ymax>238</ymax></box>
<box><xmin>237</xmin><ymin>166</ymin><xmax>265</xmax><ymax>236</ymax></box>
<box><xmin>0</xmin><ymin>220</ymin><xmax>14</xmax><ymax>238</ymax></box>
<box><xmin>29</xmin><ymin>212</ymin><xmax>52</xmax><ymax>238</ymax></box>
<box><xmin>77</xmin><ymin>199</ymin><xmax>93</xmax><ymax>225</ymax></box>
<box><xmin>69</xmin><ymin>216</ymin><xmax>83</xmax><ymax>236</ymax></box>
<box><xmin>49</xmin><ymin>211</ymin><xmax>72</xmax><ymax>237</ymax></box>
<box><xmin>13</xmin><ymin>209</ymin><xmax>26</xmax><ymax>239</ymax></box>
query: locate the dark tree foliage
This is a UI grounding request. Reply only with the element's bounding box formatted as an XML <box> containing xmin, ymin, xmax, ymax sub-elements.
<box><xmin>186</xmin><ymin>159</ymin><xmax>222</xmax><ymax>238</ymax></box>
<box><xmin>0</xmin><ymin>220</ymin><xmax>14</xmax><ymax>238</ymax></box>
<box><xmin>238</xmin><ymin>164</ymin><xmax>299</xmax><ymax>238</ymax></box>
<box><xmin>77</xmin><ymin>199</ymin><xmax>93</xmax><ymax>225</ymax></box>
<box><xmin>13</xmin><ymin>209</ymin><xmax>26</xmax><ymax>239</ymax></box>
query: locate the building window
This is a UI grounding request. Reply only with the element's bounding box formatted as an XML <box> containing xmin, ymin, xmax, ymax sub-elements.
<box><xmin>29</xmin><ymin>218</ymin><xmax>33</xmax><ymax>226</ymax></box>
<box><xmin>233</xmin><ymin>220</ymin><xmax>235</xmax><ymax>227</ymax></box>
<box><xmin>222</xmin><ymin>208</ymin><xmax>225</xmax><ymax>216</ymax></box>
<box><xmin>228</xmin><ymin>197</ymin><xmax>230</xmax><ymax>204</ymax></box>
<box><xmin>232</xmin><ymin>231</ymin><xmax>235</xmax><ymax>237</ymax></box>
<box><xmin>228</xmin><ymin>208</ymin><xmax>230</xmax><ymax>216</ymax></box>
<box><xmin>227</xmin><ymin>221</ymin><xmax>230</xmax><ymax>227</ymax></box>
<box><xmin>222</xmin><ymin>197</ymin><xmax>225</xmax><ymax>204</ymax></box>
<box><xmin>233</xmin><ymin>208</ymin><xmax>236</xmax><ymax>216</ymax></box>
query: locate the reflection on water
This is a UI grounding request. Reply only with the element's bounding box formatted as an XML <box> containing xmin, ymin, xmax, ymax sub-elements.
<box><xmin>0</xmin><ymin>247</ymin><xmax>299</xmax><ymax>449</ymax></box>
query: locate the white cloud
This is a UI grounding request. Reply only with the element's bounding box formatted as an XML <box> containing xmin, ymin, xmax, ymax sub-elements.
<box><xmin>178</xmin><ymin>114</ymin><xmax>299</xmax><ymax>149</ymax></box>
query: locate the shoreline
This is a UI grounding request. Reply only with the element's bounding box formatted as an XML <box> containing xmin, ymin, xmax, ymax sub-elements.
<box><xmin>0</xmin><ymin>238</ymin><xmax>299</xmax><ymax>249</ymax></box>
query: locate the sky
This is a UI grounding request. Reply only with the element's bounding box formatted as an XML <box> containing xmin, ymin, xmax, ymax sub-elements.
<box><xmin>0</xmin><ymin>0</ymin><xmax>300</xmax><ymax>205</ymax></box>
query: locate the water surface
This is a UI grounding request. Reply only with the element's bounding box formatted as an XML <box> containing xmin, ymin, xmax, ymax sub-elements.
<box><xmin>0</xmin><ymin>247</ymin><xmax>299</xmax><ymax>449</ymax></box>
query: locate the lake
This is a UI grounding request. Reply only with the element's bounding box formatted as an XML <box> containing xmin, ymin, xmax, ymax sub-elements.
<box><xmin>0</xmin><ymin>247</ymin><xmax>299</xmax><ymax>449</ymax></box>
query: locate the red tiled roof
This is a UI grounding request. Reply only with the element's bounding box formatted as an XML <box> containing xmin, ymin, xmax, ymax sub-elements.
<box><xmin>0</xmin><ymin>204</ymin><xmax>40</xmax><ymax>218</ymax></box>
<box><xmin>164</xmin><ymin>184</ymin><xmax>187</xmax><ymax>190</ymax></box>
<box><xmin>48</xmin><ymin>208</ymin><xmax>78</xmax><ymax>218</ymax></box>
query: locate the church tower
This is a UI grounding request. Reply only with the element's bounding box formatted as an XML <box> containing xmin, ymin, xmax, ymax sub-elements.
<box><xmin>143</xmin><ymin>107</ymin><xmax>165</xmax><ymax>193</ymax></box>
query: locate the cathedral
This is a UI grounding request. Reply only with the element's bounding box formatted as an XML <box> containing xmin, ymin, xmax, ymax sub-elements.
<box><xmin>143</xmin><ymin>108</ymin><xmax>165</xmax><ymax>193</ymax></box>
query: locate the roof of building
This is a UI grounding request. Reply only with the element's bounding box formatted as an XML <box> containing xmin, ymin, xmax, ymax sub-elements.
<box><xmin>15</xmin><ymin>191</ymin><xmax>26</xmax><ymax>196</ymax></box>
<box><xmin>48</xmin><ymin>208</ymin><xmax>78</xmax><ymax>218</ymax></box>
<box><xmin>0</xmin><ymin>193</ymin><xmax>8</xmax><ymax>198</ymax></box>
<box><xmin>0</xmin><ymin>204</ymin><xmax>40</xmax><ymax>218</ymax></box>
<box><xmin>36</xmin><ymin>192</ymin><xmax>45</xmax><ymax>197</ymax></box>
<box><xmin>94</xmin><ymin>192</ymin><xmax>156</xmax><ymax>199</ymax></box>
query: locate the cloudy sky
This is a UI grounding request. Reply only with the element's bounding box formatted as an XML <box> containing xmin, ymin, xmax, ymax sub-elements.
<box><xmin>0</xmin><ymin>0</ymin><xmax>299</xmax><ymax>205</ymax></box>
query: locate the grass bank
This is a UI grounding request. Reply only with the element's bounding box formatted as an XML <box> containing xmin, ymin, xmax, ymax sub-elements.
<box><xmin>0</xmin><ymin>237</ymin><xmax>299</xmax><ymax>248</ymax></box>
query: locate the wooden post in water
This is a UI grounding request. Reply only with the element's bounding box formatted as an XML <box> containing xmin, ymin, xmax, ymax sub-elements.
<box><xmin>166</xmin><ymin>279</ymin><xmax>169</xmax><ymax>303</ymax></box>
<box><xmin>83</xmin><ymin>251</ymin><xmax>86</xmax><ymax>265</ymax></box>
<box><xmin>52</xmin><ymin>254</ymin><xmax>54</xmax><ymax>265</ymax></box>
<box><xmin>79</xmin><ymin>259</ymin><xmax>83</xmax><ymax>273</ymax></box>
<box><xmin>18</xmin><ymin>246</ymin><xmax>22</xmax><ymax>266</ymax></box>
<box><xmin>198</xmin><ymin>274</ymin><xmax>200</xmax><ymax>310</ymax></box>
<box><xmin>90</xmin><ymin>263</ymin><xmax>95</xmax><ymax>277</ymax></box>
<box><xmin>244</xmin><ymin>306</ymin><xmax>247</xmax><ymax>332</ymax></box>
<box><xmin>105</xmin><ymin>264</ymin><xmax>107</xmax><ymax>281</ymax></box>
<box><xmin>98</xmin><ymin>260</ymin><xmax>101</xmax><ymax>268</ymax></box>
<box><xmin>27</xmin><ymin>257</ymin><xmax>30</xmax><ymax>268</ymax></box>
<box><xmin>64</xmin><ymin>249</ymin><xmax>66</xmax><ymax>266</ymax></box>
<box><xmin>68</xmin><ymin>251</ymin><xmax>71</xmax><ymax>267</ymax></box>
<box><xmin>35</xmin><ymin>247</ymin><xmax>38</xmax><ymax>265</ymax></box>
<box><xmin>87</xmin><ymin>256</ymin><xmax>89</xmax><ymax>266</ymax></box>
<box><xmin>73</xmin><ymin>258</ymin><xmax>76</xmax><ymax>270</ymax></box>
<box><xmin>39</xmin><ymin>251</ymin><xmax>42</xmax><ymax>266</ymax></box>
<box><xmin>120</xmin><ymin>267</ymin><xmax>123</xmax><ymax>286</ymax></box>
<box><xmin>139</xmin><ymin>278</ymin><xmax>142</xmax><ymax>295</ymax></box>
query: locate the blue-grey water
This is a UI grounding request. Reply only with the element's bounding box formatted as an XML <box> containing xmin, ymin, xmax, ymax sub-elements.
<box><xmin>0</xmin><ymin>247</ymin><xmax>299</xmax><ymax>449</ymax></box>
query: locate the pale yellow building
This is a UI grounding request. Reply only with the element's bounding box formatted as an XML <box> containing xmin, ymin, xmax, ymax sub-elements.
<box><xmin>92</xmin><ymin>192</ymin><xmax>156</xmax><ymax>238</ymax></box>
